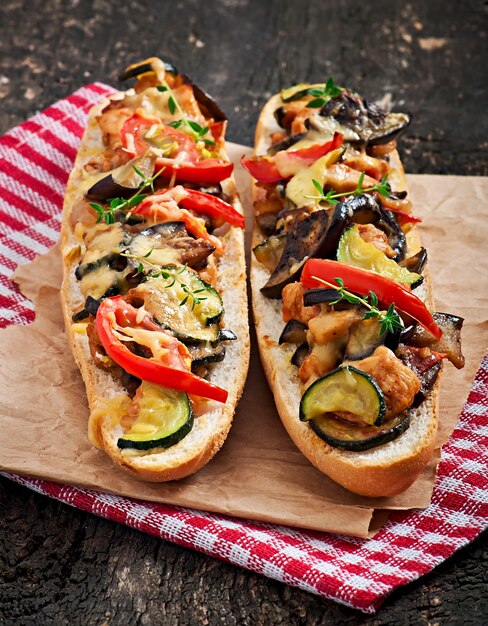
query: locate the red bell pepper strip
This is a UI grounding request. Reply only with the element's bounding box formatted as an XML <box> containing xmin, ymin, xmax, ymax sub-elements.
<box><xmin>241</xmin><ymin>132</ymin><xmax>343</xmax><ymax>183</ymax></box>
<box><xmin>300</xmin><ymin>259</ymin><xmax>442</xmax><ymax>340</ymax></box>
<box><xmin>384</xmin><ymin>206</ymin><xmax>422</xmax><ymax>227</ymax></box>
<box><xmin>96</xmin><ymin>297</ymin><xmax>228</xmax><ymax>403</ymax></box>
<box><xmin>155</xmin><ymin>157</ymin><xmax>234</xmax><ymax>184</ymax></box>
<box><xmin>121</xmin><ymin>113</ymin><xmax>234</xmax><ymax>184</ymax></box>
<box><xmin>178</xmin><ymin>189</ymin><xmax>244</xmax><ymax>228</ymax></box>
<box><xmin>131</xmin><ymin>187</ymin><xmax>224</xmax><ymax>252</ymax></box>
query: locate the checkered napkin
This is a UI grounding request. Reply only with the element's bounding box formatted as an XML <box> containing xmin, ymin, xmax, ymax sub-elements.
<box><xmin>1</xmin><ymin>85</ymin><xmax>487</xmax><ymax>614</ymax></box>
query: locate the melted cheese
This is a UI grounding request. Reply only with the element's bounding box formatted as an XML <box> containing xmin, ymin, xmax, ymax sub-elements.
<box><xmin>88</xmin><ymin>395</ymin><xmax>131</xmax><ymax>448</ymax></box>
<box><xmin>80</xmin><ymin>265</ymin><xmax>121</xmax><ymax>299</ymax></box>
<box><xmin>285</xmin><ymin>148</ymin><xmax>343</xmax><ymax>208</ymax></box>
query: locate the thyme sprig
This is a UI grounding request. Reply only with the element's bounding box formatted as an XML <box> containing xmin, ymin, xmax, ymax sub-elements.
<box><xmin>157</xmin><ymin>81</ymin><xmax>215</xmax><ymax>147</ymax></box>
<box><xmin>121</xmin><ymin>251</ymin><xmax>208</xmax><ymax>310</ymax></box>
<box><xmin>89</xmin><ymin>166</ymin><xmax>165</xmax><ymax>225</ymax></box>
<box><xmin>306</xmin><ymin>172</ymin><xmax>391</xmax><ymax>206</ymax></box>
<box><xmin>311</xmin><ymin>275</ymin><xmax>403</xmax><ymax>335</ymax></box>
<box><xmin>306</xmin><ymin>77</ymin><xmax>343</xmax><ymax>108</ymax></box>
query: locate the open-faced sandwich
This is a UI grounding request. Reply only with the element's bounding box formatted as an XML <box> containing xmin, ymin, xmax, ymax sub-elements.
<box><xmin>244</xmin><ymin>79</ymin><xmax>465</xmax><ymax>496</ymax></box>
<box><xmin>61</xmin><ymin>58</ymin><xmax>249</xmax><ymax>481</ymax></box>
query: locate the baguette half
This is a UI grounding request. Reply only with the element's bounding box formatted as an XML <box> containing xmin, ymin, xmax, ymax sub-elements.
<box><xmin>249</xmin><ymin>91</ymin><xmax>440</xmax><ymax>497</ymax></box>
<box><xmin>61</xmin><ymin>63</ymin><xmax>249</xmax><ymax>481</ymax></box>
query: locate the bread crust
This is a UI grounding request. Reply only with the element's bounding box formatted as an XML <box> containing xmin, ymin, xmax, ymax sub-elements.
<box><xmin>250</xmin><ymin>93</ymin><xmax>439</xmax><ymax>497</ymax></box>
<box><xmin>61</xmin><ymin>93</ymin><xmax>250</xmax><ymax>482</ymax></box>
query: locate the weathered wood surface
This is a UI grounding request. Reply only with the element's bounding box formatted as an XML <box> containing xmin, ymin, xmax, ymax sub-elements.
<box><xmin>0</xmin><ymin>0</ymin><xmax>487</xmax><ymax>623</ymax></box>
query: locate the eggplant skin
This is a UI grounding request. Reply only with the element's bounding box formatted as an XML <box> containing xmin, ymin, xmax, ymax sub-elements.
<box><xmin>261</xmin><ymin>210</ymin><xmax>329</xmax><ymax>299</ymax></box>
<box><xmin>310</xmin><ymin>409</ymin><xmax>411</xmax><ymax>452</ymax></box>
<box><xmin>291</xmin><ymin>343</ymin><xmax>310</xmax><ymax>367</ymax></box>
<box><xmin>320</xmin><ymin>89</ymin><xmax>411</xmax><ymax>146</ymax></box>
<box><xmin>324</xmin><ymin>194</ymin><xmax>406</xmax><ymax>262</ymax></box>
<box><xmin>407</xmin><ymin>312</ymin><xmax>465</xmax><ymax>369</ymax></box>
<box><xmin>396</xmin><ymin>344</ymin><xmax>442</xmax><ymax>403</ymax></box>
<box><xmin>279</xmin><ymin>319</ymin><xmax>308</xmax><ymax>344</ymax></box>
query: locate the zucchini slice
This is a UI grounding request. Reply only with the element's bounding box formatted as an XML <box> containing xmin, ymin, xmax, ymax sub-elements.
<box><xmin>299</xmin><ymin>365</ymin><xmax>386</xmax><ymax>426</ymax></box>
<box><xmin>310</xmin><ymin>410</ymin><xmax>411</xmax><ymax>452</ymax></box>
<box><xmin>117</xmin><ymin>382</ymin><xmax>193</xmax><ymax>451</ymax></box>
<box><xmin>337</xmin><ymin>225</ymin><xmax>422</xmax><ymax>287</ymax></box>
<box><xmin>133</xmin><ymin>266</ymin><xmax>223</xmax><ymax>343</ymax></box>
<box><xmin>281</xmin><ymin>83</ymin><xmax>322</xmax><ymax>103</ymax></box>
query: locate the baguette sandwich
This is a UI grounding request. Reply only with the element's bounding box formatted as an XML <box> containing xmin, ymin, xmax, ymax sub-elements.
<box><xmin>61</xmin><ymin>58</ymin><xmax>249</xmax><ymax>481</ymax></box>
<box><xmin>244</xmin><ymin>80</ymin><xmax>465</xmax><ymax>496</ymax></box>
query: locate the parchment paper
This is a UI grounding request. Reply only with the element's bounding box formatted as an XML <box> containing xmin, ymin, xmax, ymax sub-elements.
<box><xmin>0</xmin><ymin>144</ymin><xmax>486</xmax><ymax>538</ymax></box>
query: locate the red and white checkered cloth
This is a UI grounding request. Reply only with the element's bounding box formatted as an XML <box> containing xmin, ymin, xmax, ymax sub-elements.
<box><xmin>0</xmin><ymin>85</ymin><xmax>487</xmax><ymax>614</ymax></box>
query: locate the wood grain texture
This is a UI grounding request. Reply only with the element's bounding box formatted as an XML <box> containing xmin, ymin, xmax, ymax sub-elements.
<box><xmin>0</xmin><ymin>0</ymin><xmax>487</xmax><ymax>623</ymax></box>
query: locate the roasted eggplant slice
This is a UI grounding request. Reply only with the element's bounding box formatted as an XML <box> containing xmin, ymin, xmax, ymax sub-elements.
<box><xmin>399</xmin><ymin>247</ymin><xmax>428</xmax><ymax>275</ymax></box>
<box><xmin>407</xmin><ymin>312</ymin><xmax>465</xmax><ymax>369</ymax></box>
<box><xmin>279</xmin><ymin>319</ymin><xmax>308</xmax><ymax>344</ymax></box>
<box><xmin>320</xmin><ymin>89</ymin><xmax>411</xmax><ymax>146</ymax></box>
<box><xmin>321</xmin><ymin>194</ymin><xmax>406</xmax><ymax>261</ymax></box>
<box><xmin>266</xmin><ymin>132</ymin><xmax>306</xmax><ymax>155</ymax></box>
<box><xmin>345</xmin><ymin>318</ymin><xmax>387</xmax><ymax>360</ymax></box>
<box><xmin>127</xmin><ymin>223</ymin><xmax>215</xmax><ymax>269</ymax></box>
<box><xmin>261</xmin><ymin>210</ymin><xmax>329</xmax><ymax>299</ymax></box>
<box><xmin>253</xmin><ymin>235</ymin><xmax>287</xmax><ymax>272</ymax></box>
<box><xmin>219</xmin><ymin>328</ymin><xmax>237</xmax><ymax>341</ymax></box>
<box><xmin>310</xmin><ymin>410</ymin><xmax>411</xmax><ymax>452</ymax></box>
<box><xmin>396</xmin><ymin>344</ymin><xmax>443</xmax><ymax>402</ymax></box>
<box><xmin>188</xmin><ymin>342</ymin><xmax>226</xmax><ymax>369</ymax></box>
<box><xmin>75</xmin><ymin>223</ymin><xmax>138</xmax><ymax>299</ymax></box>
<box><xmin>255</xmin><ymin>212</ymin><xmax>279</xmax><ymax>236</ymax></box>
<box><xmin>86</xmin><ymin>151</ymin><xmax>158</xmax><ymax>201</ymax></box>
<box><xmin>130</xmin><ymin>267</ymin><xmax>223</xmax><ymax>343</ymax></box>
<box><xmin>291</xmin><ymin>343</ymin><xmax>311</xmax><ymax>367</ymax></box>
<box><xmin>303</xmin><ymin>288</ymin><xmax>340</xmax><ymax>307</ymax></box>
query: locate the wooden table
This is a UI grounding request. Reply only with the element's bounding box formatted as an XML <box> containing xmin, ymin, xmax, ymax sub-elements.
<box><xmin>0</xmin><ymin>1</ymin><xmax>486</xmax><ymax>623</ymax></box>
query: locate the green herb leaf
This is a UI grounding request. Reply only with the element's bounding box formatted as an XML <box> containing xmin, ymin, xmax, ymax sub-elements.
<box><xmin>312</xmin><ymin>179</ymin><xmax>324</xmax><ymax>194</ymax></box>
<box><xmin>306</xmin><ymin>98</ymin><xmax>326</xmax><ymax>109</ymax></box>
<box><xmin>168</xmin><ymin>96</ymin><xmax>177</xmax><ymax>115</ymax></box>
<box><xmin>305</xmin><ymin>172</ymin><xmax>392</xmax><ymax>205</ymax></box>
<box><xmin>311</xmin><ymin>275</ymin><xmax>403</xmax><ymax>338</ymax></box>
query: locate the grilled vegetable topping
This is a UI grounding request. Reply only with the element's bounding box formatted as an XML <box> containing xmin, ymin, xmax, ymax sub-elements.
<box><xmin>337</xmin><ymin>225</ymin><xmax>422</xmax><ymax>287</ymax></box>
<box><xmin>253</xmin><ymin>235</ymin><xmax>287</xmax><ymax>272</ymax></box>
<box><xmin>300</xmin><ymin>365</ymin><xmax>386</xmax><ymax>427</ymax></box>
<box><xmin>86</xmin><ymin>151</ymin><xmax>158</xmax><ymax>202</ymax></box>
<box><xmin>117</xmin><ymin>382</ymin><xmax>193</xmax><ymax>451</ymax></box>
<box><xmin>310</xmin><ymin>410</ymin><xmax>411</xmax><ymax>452</ymax></box>
<box><xmin>130</xmin><ymin>266</ymin><xmax>223</xmax><ymax>343</ymax></box>
<box><xmin>126</xmin><ymin>223</ymin><xmax>215</xmax><ymax>270</ymax></box>
<box><xmin>96</xmin><ymin>296</ymin><xmax>227</xmax><ymax>402</ymax></box>
<box><xmin>279</xmin><ymin>319</ymin><xmax>308</xmax><ymax>345</ymax></box>
<box><xmin>261</xmin><ymin>210</ymin><xmax>329</xmax><ymax>298</ymax></box>
<box><xmin>301</xmin><ymin>259</ymin><xmax>442</xmax><ymax>339</ymax></box>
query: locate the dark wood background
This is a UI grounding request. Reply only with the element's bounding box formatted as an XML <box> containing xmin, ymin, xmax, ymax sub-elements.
<box><xmin>0</xmin><ymin>0</ymin><xmax>487</xmax><ymax>623</ymax></box>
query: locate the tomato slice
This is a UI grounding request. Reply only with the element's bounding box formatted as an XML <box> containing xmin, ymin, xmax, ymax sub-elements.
<box><xmin>120</xmin><ymin>113</ymin><xmax>233</xmax><ymax>184</ymax></box>
<box><xmin>96</xmin><ymin>297</ymin><xmax>228</xmax><ymax>403</ymax></box>
<box><xmin>300</xmin><ymin>259</ymin><xmax>442</xmax><ymax>339</ymax></box>
<box><xmin>121</xmin><ymin>113</ymin><xmax>199</xmax><ymax>159</ymax></box>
